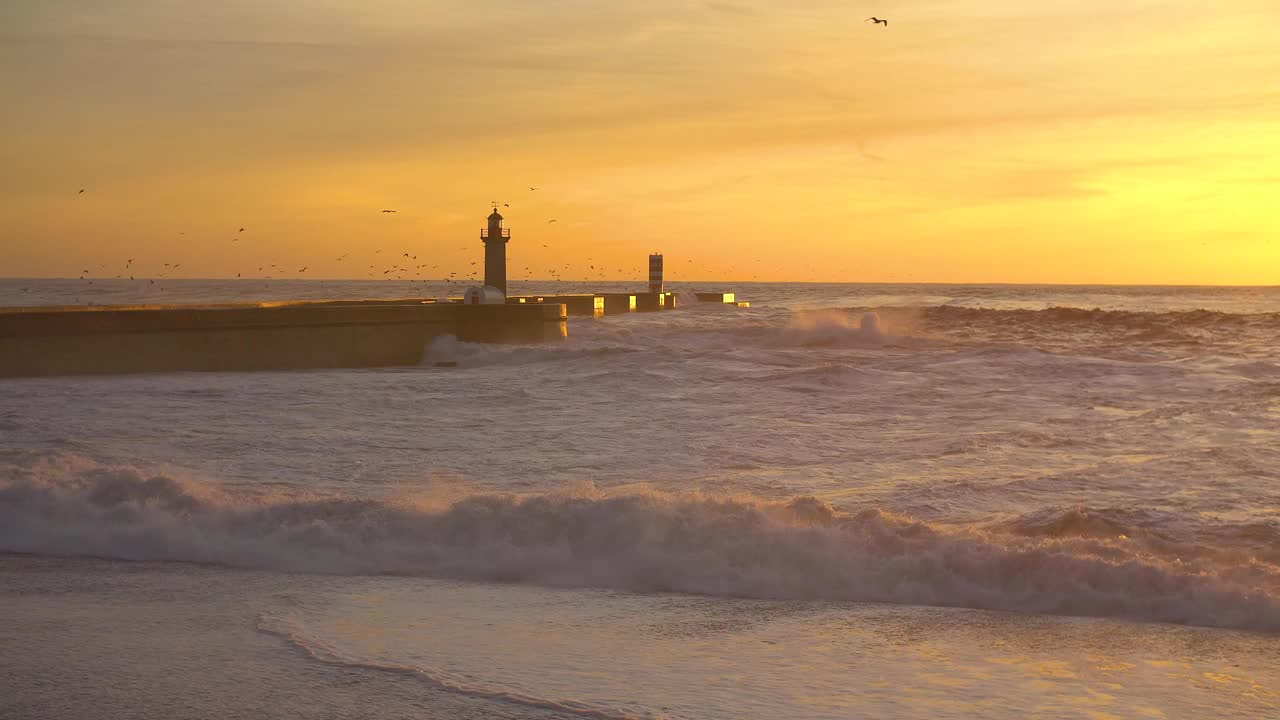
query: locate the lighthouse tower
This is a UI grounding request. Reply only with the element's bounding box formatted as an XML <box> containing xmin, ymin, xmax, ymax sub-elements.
<box><xmin>481</xmin><ymin>207</ymin><xmax>510</xmax><ymax>294</ymax></box>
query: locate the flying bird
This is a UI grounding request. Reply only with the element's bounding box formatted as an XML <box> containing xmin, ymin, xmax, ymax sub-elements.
<box><xmin>381</xmin><ymin>209</ymin><xmax>397</xmax><ymax>213</ymax></box>
<box><xmin>548</xmin><ymin>219</ymin><xmax>558</xmax><ymax>223</ymax></box>
<box><xmin>238</xmin><ymin>228</ymin><xmax>245</xmax><ymax>232</ymax></box>
<box><xmin>78</xmin><ymin>189</ymin><xmax>85</xmax><ymax>194</ymax></box>
<box><xmin>529</xmin><ymin>187</ymin><xmax>540</xmax><ymax>191</ymax></box>
<box><xmin>867</xmin><ymin>16</ymin><xmax>888</xmax><ymax>26</ymax></box>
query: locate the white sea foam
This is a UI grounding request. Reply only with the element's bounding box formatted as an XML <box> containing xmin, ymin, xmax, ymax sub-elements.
<box><xmin>3</xmin><ymin>454</ymin><xmax>1277</xmax><ymax>632</ymax></box>
<box><xmin>772</xmin><ymin>309</ymin><xmax>912</xmax><ymax>347</ymax></box>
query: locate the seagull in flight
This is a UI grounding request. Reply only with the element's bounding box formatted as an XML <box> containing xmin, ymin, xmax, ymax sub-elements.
<box><xmin>548</xmin><ymin>219</ymin><xmax>558</xmax><ymax>223</ymax></box>
<box><xmin>867</xmin><ymin>17</ymin><xmax>888</xmax><ymax>26</ymax></box>
<box><xmin>381</xmin><ymin>209</ymin><xmax>397</xmax><ymax>213</ymax></box>
<box><xmin>78</xmin><ymin>189</ymin><xmax>85</xmax><ymax>194</ymax></box>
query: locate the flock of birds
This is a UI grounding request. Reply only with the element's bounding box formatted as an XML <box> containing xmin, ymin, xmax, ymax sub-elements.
<box><xmin>52</xmin><ymin>0</ymin><xmax>901</xmax><ymax>308</ymax></box>
<box><xmin>50</xmin><ymin>185</ymin><xmax>716</xmax><ymax>304</ymax></box>
<box><xmin>42</xmin><ymin>15</ymin><xmax>901</xmax><ymax>302</ymax></box>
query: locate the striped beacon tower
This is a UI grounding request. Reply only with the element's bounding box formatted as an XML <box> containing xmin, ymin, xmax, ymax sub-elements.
<box><xmin>648</xmin><ymin>253</ymin><xmax>664</xmax><ymax>294</ymax></box>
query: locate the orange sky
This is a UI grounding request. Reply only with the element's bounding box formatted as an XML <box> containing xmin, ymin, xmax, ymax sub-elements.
<box><xmin>1</xmin><ymin>0</ymin><xmax>1278</xmax><ymax>284</ymax></box>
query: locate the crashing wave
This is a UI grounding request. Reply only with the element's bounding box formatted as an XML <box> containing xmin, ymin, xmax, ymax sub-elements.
<box><xmin>3</xmin><ymin>455</ymin><xmax>1278</xmax><ymax>632</ymax></box>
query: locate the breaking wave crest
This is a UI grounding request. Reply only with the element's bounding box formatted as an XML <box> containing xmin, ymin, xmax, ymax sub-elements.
<box><xmin>3</xmin><ymin>454</ymin><xmax>1278</xmax><ymax>632</ymax></box>
<box><xmin>897</xmin><ymin>305</ymin><xmax>1280</xmax><ymax>330</ymax></box>
<box><xmin>848</xmin><ymin>305</ymin><xmax>1279</xmax><ymax>350</ymax></box>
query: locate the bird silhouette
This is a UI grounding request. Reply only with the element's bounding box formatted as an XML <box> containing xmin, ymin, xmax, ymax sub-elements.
<box><xmin>238</xmin><ymin>228</ymin><xmax>245</xmax><ymax>232</ymax></box>
<box><xmin>381</xmin><ymin>209</ymin><xmax>397</xmax><ymax>213</ymax></box>
<box><xmin>867</xmin><ymin>16</ymin><xmax>888</xmax><ymax>26</ymax></box>
<box><xmin>548</xmin><ymin>219</ymin><xmax>558</xmax><ymax>223</ymax></box>
<box><xmin>78</xmin><ymin>189</ymin><xmax>85</xmax><ymax>194</ymax></box>
<box><xmin>529</xmin><ymin>187</ymin><xmax>540</xmax><ymax>191</ymax></box>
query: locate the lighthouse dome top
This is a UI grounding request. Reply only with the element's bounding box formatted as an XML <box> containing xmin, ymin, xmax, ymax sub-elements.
<box><xmin>488</xmin><ymin>208</ymin><xmax>503</xmax><ymax>221</ymax></box>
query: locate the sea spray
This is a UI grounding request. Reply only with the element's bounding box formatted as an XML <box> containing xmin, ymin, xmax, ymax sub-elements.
<box><xmin>3</xmin><ymin>454</ymin><xmax>1278</xmax><ymax>632</ymax></box>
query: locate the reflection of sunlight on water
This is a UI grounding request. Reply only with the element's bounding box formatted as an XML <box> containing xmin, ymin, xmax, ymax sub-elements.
<box><xmin>1092</xmin><ymin>405</ymin><xmax>1149</xmax><ymax>418</ymax></box>
<box><xmin>269</xmin><ymin>579</ymin><xmax>1280</xmax><ymax>720</ymax></box>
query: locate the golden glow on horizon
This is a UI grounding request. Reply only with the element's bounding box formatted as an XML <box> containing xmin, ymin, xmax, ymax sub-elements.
<box><xmin>1</xmin><ymin>0</ymin><xmax>1278</xmax><ymax>284</ymax></box>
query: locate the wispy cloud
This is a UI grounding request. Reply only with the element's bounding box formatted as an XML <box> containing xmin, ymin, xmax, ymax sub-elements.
<box><xmin>2</xmin><ymin>0</ymin><xmax>1278</xmax><ymax>282</ymax></box>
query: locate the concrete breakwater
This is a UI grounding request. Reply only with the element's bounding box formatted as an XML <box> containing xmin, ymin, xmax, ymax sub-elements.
<box><xmin>0</xmin><ymin>300</ymin><xmax>565</xmax><ymax>378</ymax></box>
<box><xmin>508</xmin><ymin>292</ymin><xmax>750</xmax><ymax>315</ymax></box>
<box><xmin>0</xmin><ymin>290</ymin><xmax>745</xmax><ymax>377</ymax></box>
<box><xmin>508</xmin><ymin>292</ymin><xmax>680</xmax><ymax>316</ymax></box>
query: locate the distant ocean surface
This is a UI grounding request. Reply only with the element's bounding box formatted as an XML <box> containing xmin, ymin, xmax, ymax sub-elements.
<box><xmin>2</xmin><ymin>280</ymin><xmax>1279</xmax><ymax>719</ymax></box>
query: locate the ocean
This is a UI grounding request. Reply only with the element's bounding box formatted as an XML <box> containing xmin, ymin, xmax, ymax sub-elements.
<box><xmin>2</xmin><ymin>280</ymin><xmax>1278</xmax><ymax>719</ymax></box>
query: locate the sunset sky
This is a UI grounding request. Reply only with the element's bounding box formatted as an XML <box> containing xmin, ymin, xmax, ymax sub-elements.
<box><xmin>2</xmin><ymin>0</ymin><xmax>1277</xmax><ymax>284</ymax></box>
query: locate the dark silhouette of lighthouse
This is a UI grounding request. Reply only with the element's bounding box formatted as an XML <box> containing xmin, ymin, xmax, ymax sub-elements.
<box><xmin>481</xmin><ymin>207</ymin><xmax>510</xmax><ymax>294</ymax></box>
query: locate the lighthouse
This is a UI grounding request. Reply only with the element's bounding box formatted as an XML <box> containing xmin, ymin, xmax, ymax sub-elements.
<box><xmin>481</xmin><ymin>207</ymin><xmax>510</xmax><ymax>294</ymax></box>
<box><xmin>648</xmin><ymin>253</ymin><xmax>664</xmax><ymax>294</ymax></box>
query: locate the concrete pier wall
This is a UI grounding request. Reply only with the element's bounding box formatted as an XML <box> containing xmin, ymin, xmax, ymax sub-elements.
<box><xmin>510</xmin><ymin>295</ymin><xmax>603</xmax><ymax>318</ymax></box>
<box><xmin>0</xmin><ymin>301</ymin><xmax>566</xmax><ymax>378</ymax></box>
<box><xmin>598</xmin><ymin>294</ymin><xmax>637</xmax><ymax>315</ymax></box>
<box><xmin>454</xmin><ymin>303</ymin><xmax>567</xmax><ymax>343</ymax></box>
<box><xmin>634</xmin><ymin>293</ymin><xmax>665</xmax><ymax>312</ymax></box>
